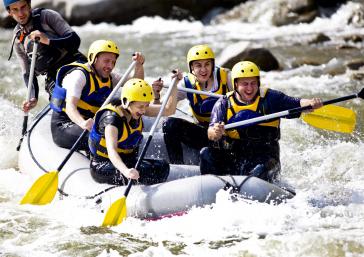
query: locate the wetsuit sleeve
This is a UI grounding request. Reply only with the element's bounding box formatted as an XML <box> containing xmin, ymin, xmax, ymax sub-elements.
<box><xmin>97</xmin><ymin>111</ymin><xmax>124</xmax><ymax>138</ymax></box>
<box><xmin>23</xmin><ymin>73</ymin><xmax>39</xmax><ymax>99</ymax></box>
<box><xmin>266</xmin><ymin>89</ymin><xmax>301</xmax><ymax>118</ymax></box>
<box><xmin>14</xmin><ymin>39</ymin><xmax>39</xmax><ymax>99</ymax></box>
<box><xmin>209</xmin><ymin>97</ymin><xmax>228</xmax><ymax>126</ymax></box>
<box><xmin>41</xmin><ymin>9</ymin><xmax>80</xmax><ymax>52</ymax></box>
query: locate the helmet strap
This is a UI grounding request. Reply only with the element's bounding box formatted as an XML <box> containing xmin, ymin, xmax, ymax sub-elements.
<box><xmin>121</xmin><ymin>98</ymin><xmax>129</xmax><ymax>109</ymax></box>
<box><xmin>210</xmin><ymin>60</ymin><xmax>215</xmax><ymax>78</ymax></box>
<box><xmin>91</xmin><ymin>60</ymin><xmax>103</xmax><ymax>79</ymax></box>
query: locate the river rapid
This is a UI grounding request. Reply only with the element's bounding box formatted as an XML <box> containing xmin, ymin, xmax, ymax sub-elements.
<box><xmin>1</xmin><ymin>1</ymin><xmax>364</xmax><ymax>256</ymax></box>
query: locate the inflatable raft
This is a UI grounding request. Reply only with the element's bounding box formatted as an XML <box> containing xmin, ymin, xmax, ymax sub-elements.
<box><xmin>18</xmin><ymin>106</ymin><xmax>295</xmax><ymax>220</ymax></box>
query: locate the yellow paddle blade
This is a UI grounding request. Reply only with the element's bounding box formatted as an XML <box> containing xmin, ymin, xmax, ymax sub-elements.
<box><xmin>302</xmin><ymin>105</ymin><xmax>356</xmax><ymax>133</ymax></box>
<box><xmin>102</xmin><ymin>197</ymin><xmax>127</xmax><ymax>227</ymax></box>
<box><xmin>20</xmin><ymin>171</ymin><xmax>59</xmax><ymax>205</ymax></box>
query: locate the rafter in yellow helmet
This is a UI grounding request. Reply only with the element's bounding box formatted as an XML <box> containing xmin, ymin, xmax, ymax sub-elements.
<box><xmin>88</xmin><ymin>40</ymin><xmax>120</xmax><ymax>65</ymax></box>
<box><xmin>121</xmin><ymin>78</ymin><xmax>154</xmax><ymax>108</ymax></box>
<box><xmin>231</xmin><ymin>61</ymin><xmax>260</xmax><ymax>83</ymax></box>
<box><xmin>187</xmin><ymin>44</ymin><xmax>215</xmax><ymax>72</ymax></box>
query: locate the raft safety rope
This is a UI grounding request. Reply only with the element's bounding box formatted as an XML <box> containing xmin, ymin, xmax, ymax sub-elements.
<box><xmin>27</xmin><ymin>104</ymin><xmax>51</xmax><ymax>172</ymax></box>
<box><xmin>25</xmin><ymin>105</ymin><xmax>133</xmax><ymax>202</ymax></box>
<box><xmin>213</xmin><ymin>174</ymin><xmax>253</xmax><ymax>194</ymax></box>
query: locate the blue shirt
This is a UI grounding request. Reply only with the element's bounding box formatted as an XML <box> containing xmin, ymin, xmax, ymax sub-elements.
<box><xmin>210</xmin><ymin>88</ymin><xmax>302</xmax><ymax>127</ymax></box>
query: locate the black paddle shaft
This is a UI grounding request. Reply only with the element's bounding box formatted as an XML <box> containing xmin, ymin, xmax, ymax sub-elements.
<box><xmin>123</xmin><ymin>134</ymin><xmax>153</xmax><ymax>197</ymax></box>
<box><xmin>224</xmin><ymin>88</ymin><xmax>364</xmax><ymax>132</ymax></box>
<box><xmin>16</xmin><ymin>116</ymin><xmax>29</xmax><ymax>151</ymax></box>
<box><xmin>54</xmin><ymin>62</ymin><xmax>137</xmax><ymax>173</ymax></box>
<box><xmin>121</xmin><ymin>76</ymin><xmax>179</xmax><ymax>199</ymax></box>
<box><xmin>286</xmin><ymin>89</ymin><xmax>363</xmax><ymax>116</ymax></box>
<box><xmin>57</xmin><ymin>130</ymin><xmax>88</xmax><ymax>171</ymax></box>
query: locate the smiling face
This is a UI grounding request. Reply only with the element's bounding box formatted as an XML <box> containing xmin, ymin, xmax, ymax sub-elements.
<box><xmin>7</xmin><ymin>0</ymin><xmax>31</xmax><ymax>25</ymax></box>
<box><xmin>234</xmin><ymin>77</ymin><xmax>259</xmax><ymax>103</ymax></box>
<box><xmin>128</xmin><ymin>101</ymin><xmax>150</xmax><ymax>120</ymax></box>
<box><xmin>190</xmin><ymin>59</ymin><xmax>213</xmax><ymax>83</ymax></box>
<box><xmin>93</xmin><ymin>52</ymin><xmax>117</xmax><ymax>79</ymax></box>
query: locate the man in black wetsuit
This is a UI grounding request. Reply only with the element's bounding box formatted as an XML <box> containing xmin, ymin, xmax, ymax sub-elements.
<box><xmin>4</xmin><ymin>0</ymin><xmax>86</xmax><ymax>111</ymax></box>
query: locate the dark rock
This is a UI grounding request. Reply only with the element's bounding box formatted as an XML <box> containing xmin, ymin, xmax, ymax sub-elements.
<box><xmin>316</xmin><ymin>0</ymin><xmax>347</xmax><ymax>18</ymax></box>
<box><xmin>315</xmin><ymin>0</ymin><xmax>347</xmax><ymax>8</ymax></box>
<box><xmin>288</xmin><ymin>0</ymin><xmax>316</xmax><ymax>13</ymax></box>
<box><xmin>272</xmin><ymin>0</ymin><xmax>318</xmax><ymax>26</ymax></box>
<box><xmin>67</xmin><ymin>0</ymin><xmax>172</xmax><ymax>26</ymax></box>
<box><xmin>220</xmin><ymin>46</ymin><xmax>280</xmax><ymax>71</ymax></box>
<box><xmin>346</xmin><ymin>60</ymin><xmax>364</xmax><ymax>70</ymax></box>
<box><xmin>344</xmin><ymin>35</ymin><xmax>363</xmax><ymax>43</ymax></box>
<box><xmin>336</xmin><ymin>45</ymin><xmax>359</xmax><ymax>50</ymax></box>
<box><xmin>308</xmin><ymin>33</ymin><xmax>331</xmax><ymax>44</ymax></box>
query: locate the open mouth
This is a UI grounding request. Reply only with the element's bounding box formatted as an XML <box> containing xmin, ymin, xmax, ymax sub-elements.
<box><xmin>135</xmin><ymin>112</ymin><xmax>144</xmax><ymax>118</ymax></box>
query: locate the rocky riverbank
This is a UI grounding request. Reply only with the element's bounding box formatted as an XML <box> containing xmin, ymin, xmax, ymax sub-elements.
<box><xmin>0</xmin><ymin>0</ymin><xmax>352</xmax><ymax>28</ymax></box>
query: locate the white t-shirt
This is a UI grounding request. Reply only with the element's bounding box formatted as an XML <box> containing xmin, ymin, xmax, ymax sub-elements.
<box><xmin>62</xmin><ymin>69</ymin><xmax>121</xmax><ymax>100</ymax></box>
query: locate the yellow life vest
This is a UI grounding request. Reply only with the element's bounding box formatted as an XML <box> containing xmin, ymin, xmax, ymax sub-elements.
<box><xmin>225</xmin><ymin>87</ymin><xmax>280</xmax><ymax>140</ymax></box>
<box><xmin>89</xmin><ymin>104</ymin><xmax>143</xmax><ymax>158</ymax></box>
<box><xmin>185</xmin><ymin>66</ymin><xmax>229</xmax><ymax>125</ymax></box>
<box><xmin>53</xmin><ymin>62</ymin><xmax>113</xmax><ymax>119</ymax></box>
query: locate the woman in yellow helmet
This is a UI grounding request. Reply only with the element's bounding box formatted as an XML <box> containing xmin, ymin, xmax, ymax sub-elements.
<box><xmin>200</xmin><ymin>61</ymin><xmax>322</xmax><ymax>182</ymax></box>
<box><xmin>50</xmin><ymin>39</ymin><xmax>146</xmax><ymax>152</ymax></box>
<box><xmin>162</xmin><ymin>44</ymin><xmax>233</xmax><ymax>164</ymax></box>
<box><xmin>89</xmin><ymin>74</ymin><xmax>181</xmax><ymax>185</ymax></box>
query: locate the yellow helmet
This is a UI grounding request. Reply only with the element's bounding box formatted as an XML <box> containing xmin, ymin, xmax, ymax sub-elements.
<box><xmin>187</xmin><ymin>44</ymin><xmax>215</xmax><ymax>72</ymax></box>
<box><xmin>88</xmin><ymin>40</ymin><xmax>120</xmax><ymax>65</ymax></box>
<box><xmin>121</xmin><ymin>78</ymin><xmax>154</xmax><ymax>107</ymax></box>
<box><xmin>231</xmin><ymin>61</ymin><xmax>260</xmax><ymax>83</ymax></box>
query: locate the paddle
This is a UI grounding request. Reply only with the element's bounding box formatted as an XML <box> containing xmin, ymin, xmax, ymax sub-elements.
<box><xmin>16</xmin><ymin>38</ymin><xmax>39</xmax><ymax>151</ymax></box>
<box><xmin>20</xmin><ymin>61</ymin><xmax>137</xmax><ymax>205</ymax></box>
<box><xmin>163</xmin><ymin>84</ymin><xmax>223</xmax><ymax>98</ymax></box>
<box><xmin>102</xmin><ymin>76</ymin><xmax>179</xmax><ymax>227</ymax></box>
<box><xmin>175</xmin><ymin>86</ymin><xmax>357</xmax><ymax>134</ymax></box>
<box><xmin>301</xmin><ymin>105</ymin><xmax>355</xmax><ymax>133</ymax></box>
<box><xmin>224</xmin><ymin>88</ymin><xmax>364</xmax><ymax>131</ymax></box>
<box><xmin>177</xmin><ymin>85</ymin><xmax>221</xmax><ymax>98</ymax></box>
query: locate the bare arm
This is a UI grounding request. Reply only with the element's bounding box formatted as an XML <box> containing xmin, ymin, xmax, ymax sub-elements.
<box><xmin>151</xmin><ymin>78</ymin><xmax>163</xmax><ymax>104</ymax></box>
<box><xmin>132</xmin><ymin>52</ymin><xmax>145</xmax><ymax>79</ymax></box>
<box><xmin>145</xmin><ymin>70</ymin><xmax>183</xmax><ymax>116</ymax></box>
<box><xmin>65</xmin><ymin>97</ymin><xmax>93</xmax><ymax>131</ymax></box>
<box><xmin>104</xmin><ymin>125</ymin><xmax>139</xmax><ymax>180</ymax></box>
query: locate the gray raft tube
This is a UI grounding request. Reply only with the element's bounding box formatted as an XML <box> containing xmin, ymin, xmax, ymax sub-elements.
<box><xmin>126</xmin><ymin>174</ymin><xmax>295</xmax><ymax>220</ymax></box>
